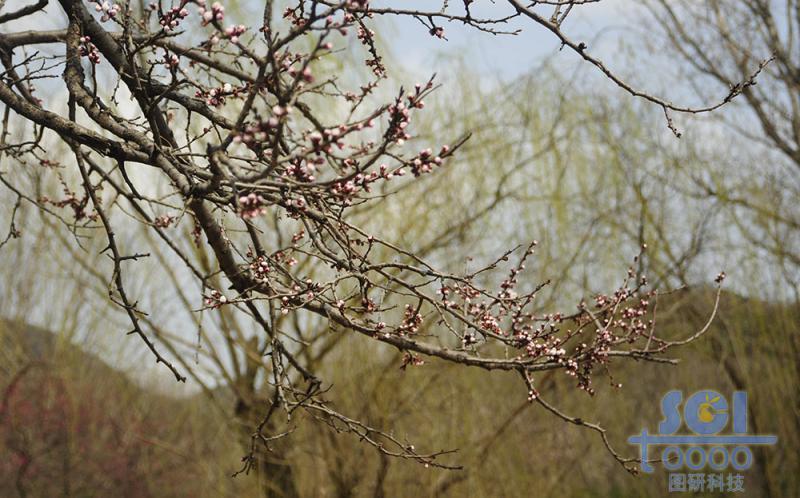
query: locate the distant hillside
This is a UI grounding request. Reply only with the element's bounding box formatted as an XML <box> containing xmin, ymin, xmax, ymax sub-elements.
<box><xmin>0</xmin><ymin>319</ymin><xmax>249</xmax><ymax>498</ymax></box>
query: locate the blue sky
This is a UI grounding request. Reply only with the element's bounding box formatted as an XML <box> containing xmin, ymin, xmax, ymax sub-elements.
<box><xmin>374</xmin><ymin>0</ymin><xmax>632</xmax><ymax>80</ymax></box>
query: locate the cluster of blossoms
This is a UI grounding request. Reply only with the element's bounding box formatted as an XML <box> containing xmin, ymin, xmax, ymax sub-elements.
<box><xmin>570</xmin><ymin>344</ymin><xmax>603</xmax><ymax>395</ymax></box>
<box><xmin>278</xmin><ymin>280</ymin><xmax>321</xmax><ymax>314</ymax></box>
<box><xmin>285</xmin><ymin>196</ymin><xmax>308</xmax><ymax>214</ymax></box>
<box><xmin>153</xmin><ymin>215</ymin><xmax>175</xmax><ymax>228</ymax></box>
<box><xmin>279</xmin><ymin>297</ymin><xmax>292</xmax><ymax>314</ymax></box>
<box><xmin>461</xmin><ymin>333</ymin><xmax>478</xmax><ymax>347</ymax></box>
<box><xmin>594</xmin><ymin>286</ymin><xmax>654</xmax><ymax>342</ymax></box>
<box><xmin>396</xmin><ymin>304</ymin><xmax>423</xmax><ymax>336</ymax></box>
<box><xmin>272</xmin><ymin>250</ymin><xmax>298</xmax><ymax>268</ymax></box>
<box><xmin>516</xmin><ymin>336</ymin><xmax>555</xmax><ymax>358</ymax></box>
<box><xmin>238</xmin><ymin>193</ymin><xmax>268</xmax><ymax>219</ymax></box>
<box><xmin>203</xmin><ymin>290</ymin><xmax>228</xmax><ymax>308</ymax></box>
<box><xmin>279</xmin><ymin>51</ymin><xmax>306</xmax><ymax>71</ymax></box>
<box><xmin>272</xmin><ymin>104</ymin><xmax>291</xmax><ymax>120</ymax></box>
<box><xmin>510</xmin><ymin>311</ymin><xmax>560</xmax><ymax>350</ymax></box>
<box><xmin>558</xmin><ymin>288</ymin><xmax>655</xmax><ymax>394</ymax></box>
<box><xmin>440</xmin><ymin>254</ymin><xmax>537</xmax><ymax>340</ymax></box>
<box><xmin>291</xmin><ymin>229</ymin><xmax>305</xmax><ymax>245</ymax></box>
<box><xmin>516</xmin><ymin>335</ymin><xmax>569</xmax><ymax>374</ymax></box>
<box><xmin>331</xmin><ymin>164</ymin><xmax>401</xmax><ymax>204</ymax></box>
<box><xmin>308</xmin><ymin>120</ymin><xmax>373</xmax><ymax>155</ymax></box>
<box><xmin>234</xmin><ymin>120</ymin><xmax>276</xmax><ymax>147</ymax></box>
<box><xmin>410</xmin><ymin>83</ymin><xmax>430</xmax><ymax>108</ymax></box>
<box><xmin>499</xmin><ymin>262</ymin><xmax>527</xmax><ymax>300</ymax></box>
<box><xmin>360</xmin><ymin>296</ymin><xmax>377</xmax><ymax>313</ymax></box>
<box><xmin>231</xmin><ymin>107</ymin><xmax>295</xmax><ymax>153</ymax></box>
<box><xmin>199</xmin><ymin>1</ymin><xmax>224</xmax><ymax>25</ymax></box>
<box><xmin>385</xmin><ymin>83</ymin><xmax>430</xmax><ymax>145</ymax></box>
<box><xmin>79</xmin><ymin>36</ymin><xmax>100</xmax><ymax>64</ymax></box>
<box><xmin>431</xmin><ymin>244</ymin><xmax>660</xmax><ymax>396</ymax></box>
<box><xmin>386</xmin><ymin>102</ymin><xmax>412</xmax><ymax>145</ymax></box>
<box><xmin>287</xmin><ymin>65</ymin><xmax>314</xmax><ymax>83</ymax></box>
<box><xmin>238</xmin><ymin>107</ymin><xmax>290</xmax><ymax>141</ymax></box>
<box><xmin>343</xmin><ymin>80</ymin><xmax>379</xmax><ymax>102</ymax></box>
<box><xmin>329</xmin><ymin>15</ymin><xmax>350</xmax><ymax>36</ymax></box>
<box><xmin>283</xmin><ymin>4</ymin><xmax>365</xmax><ymax>31</ymax></box>
<box><xmin>155</xmin><ymin>3</ymin><xmax>189</xmax><ymax>31</ymax></box>
<box><xmin>357</xmin><ymin>24</ymin><xmax>375</xmax><ymax>43</ymax></box>
<box><xmin>357</xmin><ymin>24</ymin><xmax>384</xmax><ymax>77</ymax></box>
<box><xmin>400</xmin><ymin>352</ymin><xmax>425</xmax><ymax>370</ymax></box>
<box><xmin>248</xmin><ymin>255</ymin><xmax>271</xmax><ymax>284</ymax></box>
<box><xmin>439</xmin><ymin>283</ymin><xmax>480</xmax><ymax>309</ymax></box>
<box><xmin>307</xmin><ymin>131</ymin><xmax>326</xmax><ymax>153</ymax></box>
<box><xmin>284</xmin><ymin>159</ymin><xmax>317</xmax><ymax>183</ymax></box>
<box><xmin>224</xmin><ymin>24</ymin><xmax>246</xmax><ymax>44</ymax></box>
<box><xmin>346</xmin><ymin>0</ymin><xmax>371</xmax><ymax>9</ymax></box>
<box><xmin>195</xmin><ymin>82</ymin><xmax>241</xmax><ymax>107</ymax></box>
<box><xmin>409</xmin><ymin>147</ymin><xmax>446</xmax><ymax>177</ymax></box>
<box><xmin>90</xmin><ymin>1</ymin><xmax>121</xmax><ymax>22</ymax></box>
<box><xmin>293</xmin><ymin>8</ymin><xmax>379</xmax><ymax>76</ymax></box>
<box><xmin>231</xmin><ymin>105</ymin><xmax>289</xmax><ymax>135</ymax></box>
<box><xmin>162</xmin><ymin>51</ymin><xmax>180</xmax><ymax>68</ymax></box>
<box><xmin>283</xmin><ymin>7</ymin><xmax>308</xmax><ymax>29</ymax></box>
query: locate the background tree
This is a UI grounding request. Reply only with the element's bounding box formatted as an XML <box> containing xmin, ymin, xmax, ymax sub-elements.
<box><xmin>644</xmin><ymin>0</ymin><xmax>800</xmax><ymax>296</ymax></box>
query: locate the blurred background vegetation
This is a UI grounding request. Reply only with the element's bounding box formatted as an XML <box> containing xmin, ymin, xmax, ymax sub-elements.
<box><xmin>1</xmin><ymin>1</ymin><xmax>798</xmax><ymax>497</ymax></box>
